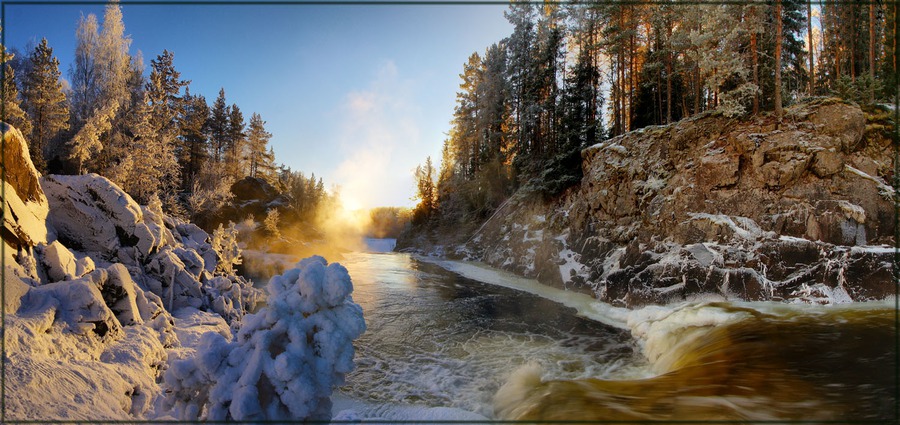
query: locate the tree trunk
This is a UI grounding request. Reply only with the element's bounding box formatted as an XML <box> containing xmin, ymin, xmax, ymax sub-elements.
<box><xmin>851</xmin><ymin>5</ymin><xmax>857</xmax><ymax>82</ymax></box>
<box><xmin>869</xmin><ymin>0</ymin><xmax>876</xmax><ymax>104</ymax></box>
<box><xmin>775</xmin><ymin>0</ymin><xmax>784</xmax><ymax>126</ymax></box>
<box><xmin>808</xmin><ymin>0</ymin><xmax>815</xmax><ymax>95</ymax></box>
<box><xmin>666</xmin><ymin>18</ymin><xmax>673</xmax><ymax>124</ymax></box>
<box><xmin>752</xmin><ymin>26</ymin><xmax>760</xmax><ymax>114</ymax></box>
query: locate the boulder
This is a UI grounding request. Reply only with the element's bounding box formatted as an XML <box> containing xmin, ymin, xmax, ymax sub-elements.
<box><xmin>42</xmin><ymin>174</ymin><xmax>143</xmax><ymax>257</ymax></box>
<box><xmin>231</xmin><ymin>176</ymin><xmax>278</xmax><ymax>204</ymax></box>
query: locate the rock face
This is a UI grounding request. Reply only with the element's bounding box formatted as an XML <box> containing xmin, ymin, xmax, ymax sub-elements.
<box><xmin>2</xmin><ymin>124</ymin><xmax>49</xmax><ymax>264</ymax></box>
<box><xmin>461</xmin><ymin>100</ymin><xmax>897</xmax><ymax>307</ymax></box>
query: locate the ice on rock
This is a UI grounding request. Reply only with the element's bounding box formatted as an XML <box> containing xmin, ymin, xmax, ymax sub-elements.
<box><xmin>162</xmin><ymin>256</ymin><xmax>366</xmax><ymax>421</ymax></box>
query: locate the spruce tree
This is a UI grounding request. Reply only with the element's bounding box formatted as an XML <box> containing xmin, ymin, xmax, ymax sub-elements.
<box><xmin>22</xmin><ymin>38</ymin><xmax>68</xmax><ymax>173</ymax></box>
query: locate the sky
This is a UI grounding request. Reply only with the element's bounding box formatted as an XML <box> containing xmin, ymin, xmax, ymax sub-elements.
<box><xmin>4</xmin><ymin>2</ymin><xmax>513</xmax><ymax>209</ymax></box>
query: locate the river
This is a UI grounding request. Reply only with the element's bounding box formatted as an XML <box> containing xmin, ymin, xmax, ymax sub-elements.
<box><xmin>326</xmin><ymin>240</ymin><xmax>896</xmax><ymax>421</ymax></box>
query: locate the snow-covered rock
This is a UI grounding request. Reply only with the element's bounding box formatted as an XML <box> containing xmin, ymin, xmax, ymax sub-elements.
<box><xmin>40</xmin><ymin>173</ymin><xmax>262</xmax><ymax>326</ymax></box>
<box><xmin>39</xmin><ymin>240</ymin><xmax>78</xmax><ymax>282</ymax></box>
<box><xmin>42</xmin><ymin>174</ymin><xmax>146</xmax><ymax>258</ymax></box>
<box><xmin>162</xmin><ymin>256</ymin><xmax>366</xmax><ymax>421</ymax></box>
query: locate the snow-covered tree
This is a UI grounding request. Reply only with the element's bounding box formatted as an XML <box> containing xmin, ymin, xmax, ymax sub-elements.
<box><xmin>68</xmin><ymin>3</ymin><xmax>133</xmax><ymax>174</ymax></box>
<box><xmin>162</xmin><ymin>256</ymin><xmax>365</xmax><ymax>421</ymax></box>
<box><xmin>263</xmin><ymin>208</ymin><xmax>281</xmax><ymax>238</ymax></box>
<box><xmin>22</xmin><ymin>38</ymin><xmax>68</xmax><ymax>173</ymax></box>
<box><xmin>118</xmin><ymin>92</ymin><xmax>180</xmax><ymax>205</ymax></box>
<box><xmin>246</xmin><ymin>112</ymin><xmax>275</xmax><ymax>181</ymax></box>
<box><xmin>3</xmin><ymin>63</ymin><xmax>32</xmax><ymax>137</ymax></box>
<box><xmin>146</xmin><ymin>49</ymin><xmax>188</xmax><ymax>140</ymax></box>
<box><xmin>69</xmin><ymin>13</ymin><xmax>100</xmax><ymax>130</ymax></box>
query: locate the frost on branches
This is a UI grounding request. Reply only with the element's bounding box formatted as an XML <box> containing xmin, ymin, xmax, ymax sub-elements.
<box><xmin>163</xmin><ymin>256</ymin><xmax>366</xmax><ymax>421</ymax></box>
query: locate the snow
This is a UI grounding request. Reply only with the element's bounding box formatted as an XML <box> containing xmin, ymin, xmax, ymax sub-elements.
<box><xmin>2</xmin><ymin>171</ymin><xmax>282</xmax><ymax>420</ymax></box>
<box><xmin>421</xmin><ymin>257</ymin><xmax>632</xmax><ymax>330</ymax></box>
<box><xmin>687</xmin><ymin>213</ymin><xmax>772</xmax><ymax>240</ymax></box>
<box><xmin>4</xmin><ymin>265</ymin><xmax>173</xmax><ymax>420</ymax></box>
<box><xmin>844</xmin><ymin>165</ymin><xmax>896</xmax><ymax>200</ymax></box>
<box><xmin>39</xmin><ymin>240</ymin><xmax>78</xmax><ymax>282</ymax></box>
<box><xmin>161</xmin><ymin>256</ymin><xmax>365</xmax><ymax>421</ymax></box>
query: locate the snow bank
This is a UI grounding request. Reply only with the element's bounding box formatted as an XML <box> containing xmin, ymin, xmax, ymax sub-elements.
<box><xmin>162</xmin><ymin>256</ymin><xmax>366</xmax><ymax>421</ymax></box>
<box><xmin>4</xmin><ymin>262</ymin><xmax>177</xmax><ymax>420</ymax></box>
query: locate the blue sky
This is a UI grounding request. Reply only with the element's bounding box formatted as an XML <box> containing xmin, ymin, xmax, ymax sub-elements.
<box><xmin>4</xmin><ymin>3</ymin><xmax>512</xmax><ymax>208</ymax></box>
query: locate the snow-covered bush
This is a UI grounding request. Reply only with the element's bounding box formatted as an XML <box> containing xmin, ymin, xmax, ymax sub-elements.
<box><xmin>263</xmin><ymin>208</ymin><xmax>281</xmax><ymax>238</ymax></box>
<box><xmin>210</xmin><ymin>221</ymin><xmax>242</xmax><ymax>274</ymax></box>
<box><xmin>162</xmin><ymin>256</ymin><xmax>366</xmax><ymax>421</ymax></box>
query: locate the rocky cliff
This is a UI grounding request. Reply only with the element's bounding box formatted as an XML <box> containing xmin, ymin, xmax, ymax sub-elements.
<box><xmin>455</xmin><ymin>99</ymin><xmax>897</xmax><ymax>307</ymax></box>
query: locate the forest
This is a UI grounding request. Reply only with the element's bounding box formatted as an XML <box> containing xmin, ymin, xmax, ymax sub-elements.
<box><xmin>1</xmin><ymin>4</ymin><xmax>333</xmax><ymax>234</ymax></box>
<box><xmin>409</xmin><ymin>0</ymin><xmax>898</xmax><ymax>234</ymax></box>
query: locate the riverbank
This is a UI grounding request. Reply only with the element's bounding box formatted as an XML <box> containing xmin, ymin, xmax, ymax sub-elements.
<box><xmin>400</xmin><ymin>99</ymin><xmax>898</xmax><ymax>307</ymax></box>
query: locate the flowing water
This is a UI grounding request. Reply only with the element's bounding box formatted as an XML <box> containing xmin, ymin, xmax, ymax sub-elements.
<box><xmin>330</xmin><ymin>240</ymin><xmax>897</xmax><ymax>421</ymax></box>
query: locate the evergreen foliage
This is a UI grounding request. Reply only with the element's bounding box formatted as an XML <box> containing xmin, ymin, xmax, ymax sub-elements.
<box><xmin>22</xmin><ymin>38</ymin><xmax>69</xmax><ymax>173</ymax></box>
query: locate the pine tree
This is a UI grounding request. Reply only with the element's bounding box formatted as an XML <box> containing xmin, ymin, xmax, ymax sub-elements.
<box><xmin>208</xmin><ymin>88</ymin><xmax>229</xmax><ymax>163</ymax></box>
<box><xmin>179</xmin><ymin>89</ymin><xmax>209</xmax><ymax>189</ymax></box>
<box><xmin>146</xmin><ymin>50</ymin><xmax>189</xmax><ymax>141</ymax></box>
<box><xmin>246</xmin><ymin>112</ymin><xmax>274</xmax><ymax>181</ymax></box>
<box><xmin>775</xmin><ymin>0</ymin><xmax>784</xmax><ymax>124</ymax></box>
<box><xmin>413</xmin><ymin>156</ymin><xmax>436</xmax><ymax>224</ymax></box>
<box><xmin>225</xmin><ymin>104</ymin><xmax>246</xmax><ymax>180</ymax></box>
<box><xmin>22</xmin><ymin>38</ymin><xmax>68</xmax><ymax>173</ymax></box>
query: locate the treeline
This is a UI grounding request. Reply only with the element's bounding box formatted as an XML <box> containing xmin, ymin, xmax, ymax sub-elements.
<box><xmin>1</xmin><ymin>4</ymin><xmax>331</xmax><ymax>225</ymax></box>
<box><xmin>412</xmin><ymin>0</ymin><xmax>898</xmax><ymax>229</ymax></box>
